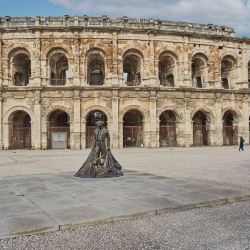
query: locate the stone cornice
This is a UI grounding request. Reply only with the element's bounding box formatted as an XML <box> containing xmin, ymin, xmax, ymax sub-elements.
<box><xmin>0</xmin><ymin>15</ymin><xmax>238</xmax><ymax>40</ymax></box>
<box><xmin>0</xmin><ymin>85</ymin><xmax>250</xmax><ymax>95</ymax></box>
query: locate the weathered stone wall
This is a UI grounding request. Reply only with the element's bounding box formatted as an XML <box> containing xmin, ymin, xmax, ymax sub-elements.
<box><xmin>0</xmin><ymin>16</ymin><xmax>250</xmax><ymax>149</ymax></box>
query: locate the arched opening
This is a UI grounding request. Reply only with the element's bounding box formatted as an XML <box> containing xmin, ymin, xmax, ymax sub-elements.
<box><xmin>193</xmin><ymin>111</ymin><xmax>208</xmax><ymax>146</ymax></box>
<box><xmin>87</xmin><ymin>52</ymin><xmax>105</xmax><ymax>85</ymax></box>
<box><xmin>159</xmin><ymin>111</ymin><xmax>177</xmax><ymax>147</ymax></box>
<box><xmin>9</xmin><ymin>111</ymin><xmax>31</xmax><ymax>149</ymax></box>
<box><xmin>221</xmin><ymin>56</ymin><xmax>236</xmax><ymax>89</ymax></box>
<box><xmin>248</xmin><ymin>61</ymin><xmax>250</xmax><ymax>88</ymax></box>
<box><xmin>12</xmin><ymin>53</ymin><xmax>31</xmax><ymax>86</ymax></box>
<box><xmin>123</xmin><ymin>109</ymin><xmax>143</xmax><ymax>147</ymax></box>
<box><xmin>159</xmin><ymin>53</ymin><xmax>175</xmax><ymax>87</ymax></box>
<box><xmin>86</xmin><ymin>110</ymin><xmax>107</xmax><ymax>148</ymax></box>
<box><xmin>123</xmin><ymin>50</ymin><xmax>142</xmax><ymax>86</ymax></box>
<box><xmin>49</xmin><ymin>52</ymin><xmax>68</xmax><ymax>85</ymax></box>
<box><xmin>48</xmin><ymin>110</ymin><xmax>70</xmax><ymax>149</ymax></box>
<box><xmin>191</xmin><ymin>53</ymin><xmax>207</xmax><ymax>88</ymax></box>
<box><xmin>223</xmin><ymin>111</ymin><xmax>238</xmax><ymax>145</ymax></box>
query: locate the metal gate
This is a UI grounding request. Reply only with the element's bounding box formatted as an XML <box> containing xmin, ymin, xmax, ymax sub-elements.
<box><xmin>123</xmin><ymin>126</ymin><xmax>143</xmax><ymax>147</ymax></box>
<box><xmin>160</xmin><ymin>125</ymin><xmax>176</xmax><ymax>147</ymax></box>
<box><xmin>193</xmin><ymin>125</ymin><xmax>208</xmax><ymax>146</ymax></box>
<box><xmin>86</xmin><ymin>126</ymin><xmax>96</xmax><ymax>148</ymax></box>
<box><xmin>48</xmin><ymin>127</ymin><xmax>70</xmax><ymax>149</ymax></box>
<box><xmin>223</xmin><ymin>126</ymin><xmax>238</xmax><ymax>145</ymax></box>
<box><xmin>9</xmin><ymin>125</ymin><xmax>31</xmax><ymax>149</ymax></box>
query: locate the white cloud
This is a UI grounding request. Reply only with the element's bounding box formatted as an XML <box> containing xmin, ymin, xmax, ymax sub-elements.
<box><xmin>49</xmin><ymin>0</ymin><xmax>250</xmax><ymax>36</ymax></box>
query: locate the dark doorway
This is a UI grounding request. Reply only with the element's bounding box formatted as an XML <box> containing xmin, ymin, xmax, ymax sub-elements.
<box><xmin>193</xmin><ymin>111</ymin><xmax>208</xmax><ymax>146</ymax></box>
<box><xmin>48</xmin><ymin>110</ymin><xmax>70</xmax><ymax>149</ymax></box>
<box><xmin>159</xmin><ymin>111</ymin><xmax>177</xmax><ymax>147</ymax></box>
<box><xmin>223</xmin><ymin>111</ymin><xmax>237</xmax><ymax>145</ymax></box>
<box><xmin>9</xmin><ymin>111</ymin><xmax>31</xmax><ymax>149</ymax></box>
<box><xmin>123</xmin><ymin>110</ymin><xmax>143</xmax><ymax>147</ymax></box>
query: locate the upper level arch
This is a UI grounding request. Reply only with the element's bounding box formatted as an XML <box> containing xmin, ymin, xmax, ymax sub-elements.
<box><xmin>86</xmin><ymin>48</ymin><xmax>106</xmax><ymax>85</ymax></box>
<box><xmin>221</xmin><ymin>54</ymin><xmax>237</xmax><ymax>89</ymax></box>
<box><xmin>9</xmin><ymin>47</ymin><xmax>31</xmax><ymax>86</ymax></box>
<box><xmin>122</xmin><ymin>49</ymin><xmax>143</xmax><ymax>86</ymax></box>
<box><xmin>158</xmin><ymin>51</ymin><xmax>178</xmax><ymax>87</ymax></box>
<box><xmin>47</xmin><ymin>48</ymin><xmax>69</xmax><ymax>86</ymax></box>
<box><xmin>42</xmin><ymin>43</ymin><xmax>72</xmax><ymax>59</ymax></box>
<box><xmin>191</xmin><ymin>53</ymin><xmax>209</xmax><ymax>88</ymax></box>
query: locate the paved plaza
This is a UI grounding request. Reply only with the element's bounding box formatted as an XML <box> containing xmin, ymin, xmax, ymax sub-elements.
<box><xmin>0</xmin><ymin>147</ymin><xmax>250</xmax><ymax>248</ymax></box>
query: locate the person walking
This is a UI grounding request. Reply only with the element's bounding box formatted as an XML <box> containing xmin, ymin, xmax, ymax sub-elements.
<box><xmin>239</xmin><ymin>136</ymin><xmax>245</xmax><ymax>151</ymax></box>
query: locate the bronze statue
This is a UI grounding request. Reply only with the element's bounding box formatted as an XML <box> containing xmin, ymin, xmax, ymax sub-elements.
<box><xmin>75</xmin><ymin>121</ymin><xmax>123</xmax><ymax>178</ymax></box>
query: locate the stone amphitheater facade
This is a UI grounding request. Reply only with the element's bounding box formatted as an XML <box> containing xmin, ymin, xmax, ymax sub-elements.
<box><xmin>0</xmin><ymin>15</ymin><xmax>250</xmax><ymax>150</ymax></box>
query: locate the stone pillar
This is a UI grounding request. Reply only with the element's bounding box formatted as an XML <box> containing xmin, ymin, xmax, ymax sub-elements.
<box><xmin>207</xmin><ymin>121</ymin><xmax>215</xmax><ymax>146</ymax></box>
<box><xmin>156</xmin><ymin>117</ymin><xmax>160</xmax><ymax>148</ymax></box>
<box><xmin>215</xmin><ymin>94</ymin><xmax>223</xmax><ymax>145</ymax></box>
<box><xmin>148</xmin><ymin>34</ymin><xmax>157</xmax><ymax>87</ymax></box>
<box><xmin>3</xmin><ymin>121</ymin><xmax>9</xmax><ymax>149</ymax></box>
<box><xmin>241</xmin><ymin>43</ymin><xmax>249</xmax><ymax>89</ymax></box>
<box><xmin>0</xmin><ymin>33</ymin><xmax>2</xmax><ymax>87</ymax></box>
<box><xmin>41</xmin><ymin>120</ymin><xmax>48</xmax><ymax>149</ymax></box>
<box><xmin>118</xmin><ymin>121</ymin><xmax>123</xmax><ymax>148</ymax></box>
<box><xmin>73</xmin><ymin>90</ymin><xmax>81</xmax><ymax>149</ymax></box>
<box><xmin>184</xmin><ymin>96</ymin><xmax>192</xmax><ymax>146</ymax></box>
<box><xmin>111</xmin><ymin>90</ymin><xmax>119</xmax><ymax>148</ymax></box>
<box><xmin>69</xmin><ymin>121</ymin><xmax>74</xmax><ymax>149</ymax></box>
<box><xmin>176</xmin><ymin>121</ymin><xmax>185</xmax><ymax>147</ymax></box>
<box><xmin>240</xmin><ymin>95</ymin><xmax>249</xmax><ymax>144</ymax></box>
<box><xmin>73</xmin><ymin>32</ymin><xmax>80</xmax><ymax>86</ymax></box>
<box><xmin>0</xmin><ymin>94</ymin><xmax>3</xmax><ymax>149</ymax></box>
<box><xmin>33</xmin><ymin>91</ymin><xmax>41</xmax><ymax>149</ymax></box>
<box><xmin>112</xmin><ymin>33</ymin><xmax>119</xmax><ymax>85</ymax></box>
<box><xmin>81</xmin><ymin>121</ymin><xmax>86</xmax><ymax>149</ymax></box>
<box><xmin>179</xmin><ymin>39</ymin><xmax>191</xmax><ymax>88</ymax></box>
<box><xmin>144</xmin><ymin>111</ymin><xmax>151</xmax><ymax>148</ymax></box>
<box><xmin>149</xmin><ymin>91</ymin><xmax>157</xmax><ymax>148</ymax></box>
<box><xmin>32</xmin><ymin>33</ymin><xmax>42</xmax><ymax>86</ymax></box>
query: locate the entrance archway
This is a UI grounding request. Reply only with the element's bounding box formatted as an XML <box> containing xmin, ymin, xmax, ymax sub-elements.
<box><xmin>223</xmin><ymin>111</ymin><xmax>237</xmax><ymax>145</ymax></box>
<box><xmin>86</xmin><ymin>110</ymin><xmax>107</xmax><ymax>148</ymax></box>
<box><xmin>159</xmin><ymin>111</ymin><xmax>177</xmax><ymax>147</ymax></box>
<box><xmin>123</xmin><ymin>109</ymin><xmax>143</xmax><ymax>147</ymax></box>
<box><xmin>193</xmin><ymin>111</ymin><xmax>208</xmax><ymax>146</ymax></box>
<box><xmin>9</xmin><ymin>111</ymin><xmax>31</xmax><ymax>149</ymax></box>
<box><xmin>48</xmin><ymin>110</ymin><xmax>70</xmax><ymax>149</ymax></box>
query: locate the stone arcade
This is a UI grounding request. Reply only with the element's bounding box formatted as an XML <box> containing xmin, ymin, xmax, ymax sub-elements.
<box><xmin>0</xmin><ymin>16</ymin><xmax>250</xmax><ymax>149</ymax></box>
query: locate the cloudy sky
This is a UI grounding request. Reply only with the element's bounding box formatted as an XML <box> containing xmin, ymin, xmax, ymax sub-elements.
<box><xmin>0</xmin><ymin>0</ymin><xmax>249</xmax><ymax>37</ymax></box>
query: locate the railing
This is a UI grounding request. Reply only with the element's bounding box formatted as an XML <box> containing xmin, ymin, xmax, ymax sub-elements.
<box><xmin>50</xmin><ymin>79</ymin><xmax>66</xmax><ymax>86</ymax></box>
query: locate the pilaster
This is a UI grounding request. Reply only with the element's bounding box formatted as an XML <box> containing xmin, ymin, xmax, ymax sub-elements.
<box><xmin>73</xmin><ymin>89</ymin><xmax>81</xmax><ymax>149</ymax></box>
<box><xmin>149</xmin><ymin>91</ymin><xmax>157</xmax><ymax>147</ymax></box>
<box><xmin>33</xmin><ymin>90</ymin><xmax>41</xmax><ymax>149</ymax></box>
<box><xmin>111</xmin><ymin>90</ymin><xmax>119</xmax><ymax>148</ymax></box>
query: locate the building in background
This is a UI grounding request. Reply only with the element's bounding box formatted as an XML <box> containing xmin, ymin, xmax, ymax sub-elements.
<box><xmin>0</xmin><ymin>16</ymin><xmax>250</xmax><ymax>149</ymax></box>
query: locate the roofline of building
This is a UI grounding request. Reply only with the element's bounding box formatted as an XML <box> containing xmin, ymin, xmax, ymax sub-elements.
<box><xmin>0</xmin><ymin>15</ymin><xmax>242</xmax><ymax>37</ymax></box>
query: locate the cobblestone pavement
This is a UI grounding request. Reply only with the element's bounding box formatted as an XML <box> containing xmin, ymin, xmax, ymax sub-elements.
<box><xmin>0</xmin><ymin>146</ymin><xmax>249</xmax><ymax>190</ymax></box>
<box><xmin>1</xmin><ymin>201</ymin><xmax>249</xmax><ymax>250</ymax></box>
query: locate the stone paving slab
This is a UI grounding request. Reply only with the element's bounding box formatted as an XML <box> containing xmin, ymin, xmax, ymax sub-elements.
<box><xmin>0</xmin><ymin>170</ymin><xmax>250</xmax><ymax>239</ymax></box>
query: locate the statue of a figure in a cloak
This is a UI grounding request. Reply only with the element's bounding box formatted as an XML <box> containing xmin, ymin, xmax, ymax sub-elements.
<box><xmin>75</xmin><ymin>120</ymin><xmax>123</xmax><ymax>178</ymax></box>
